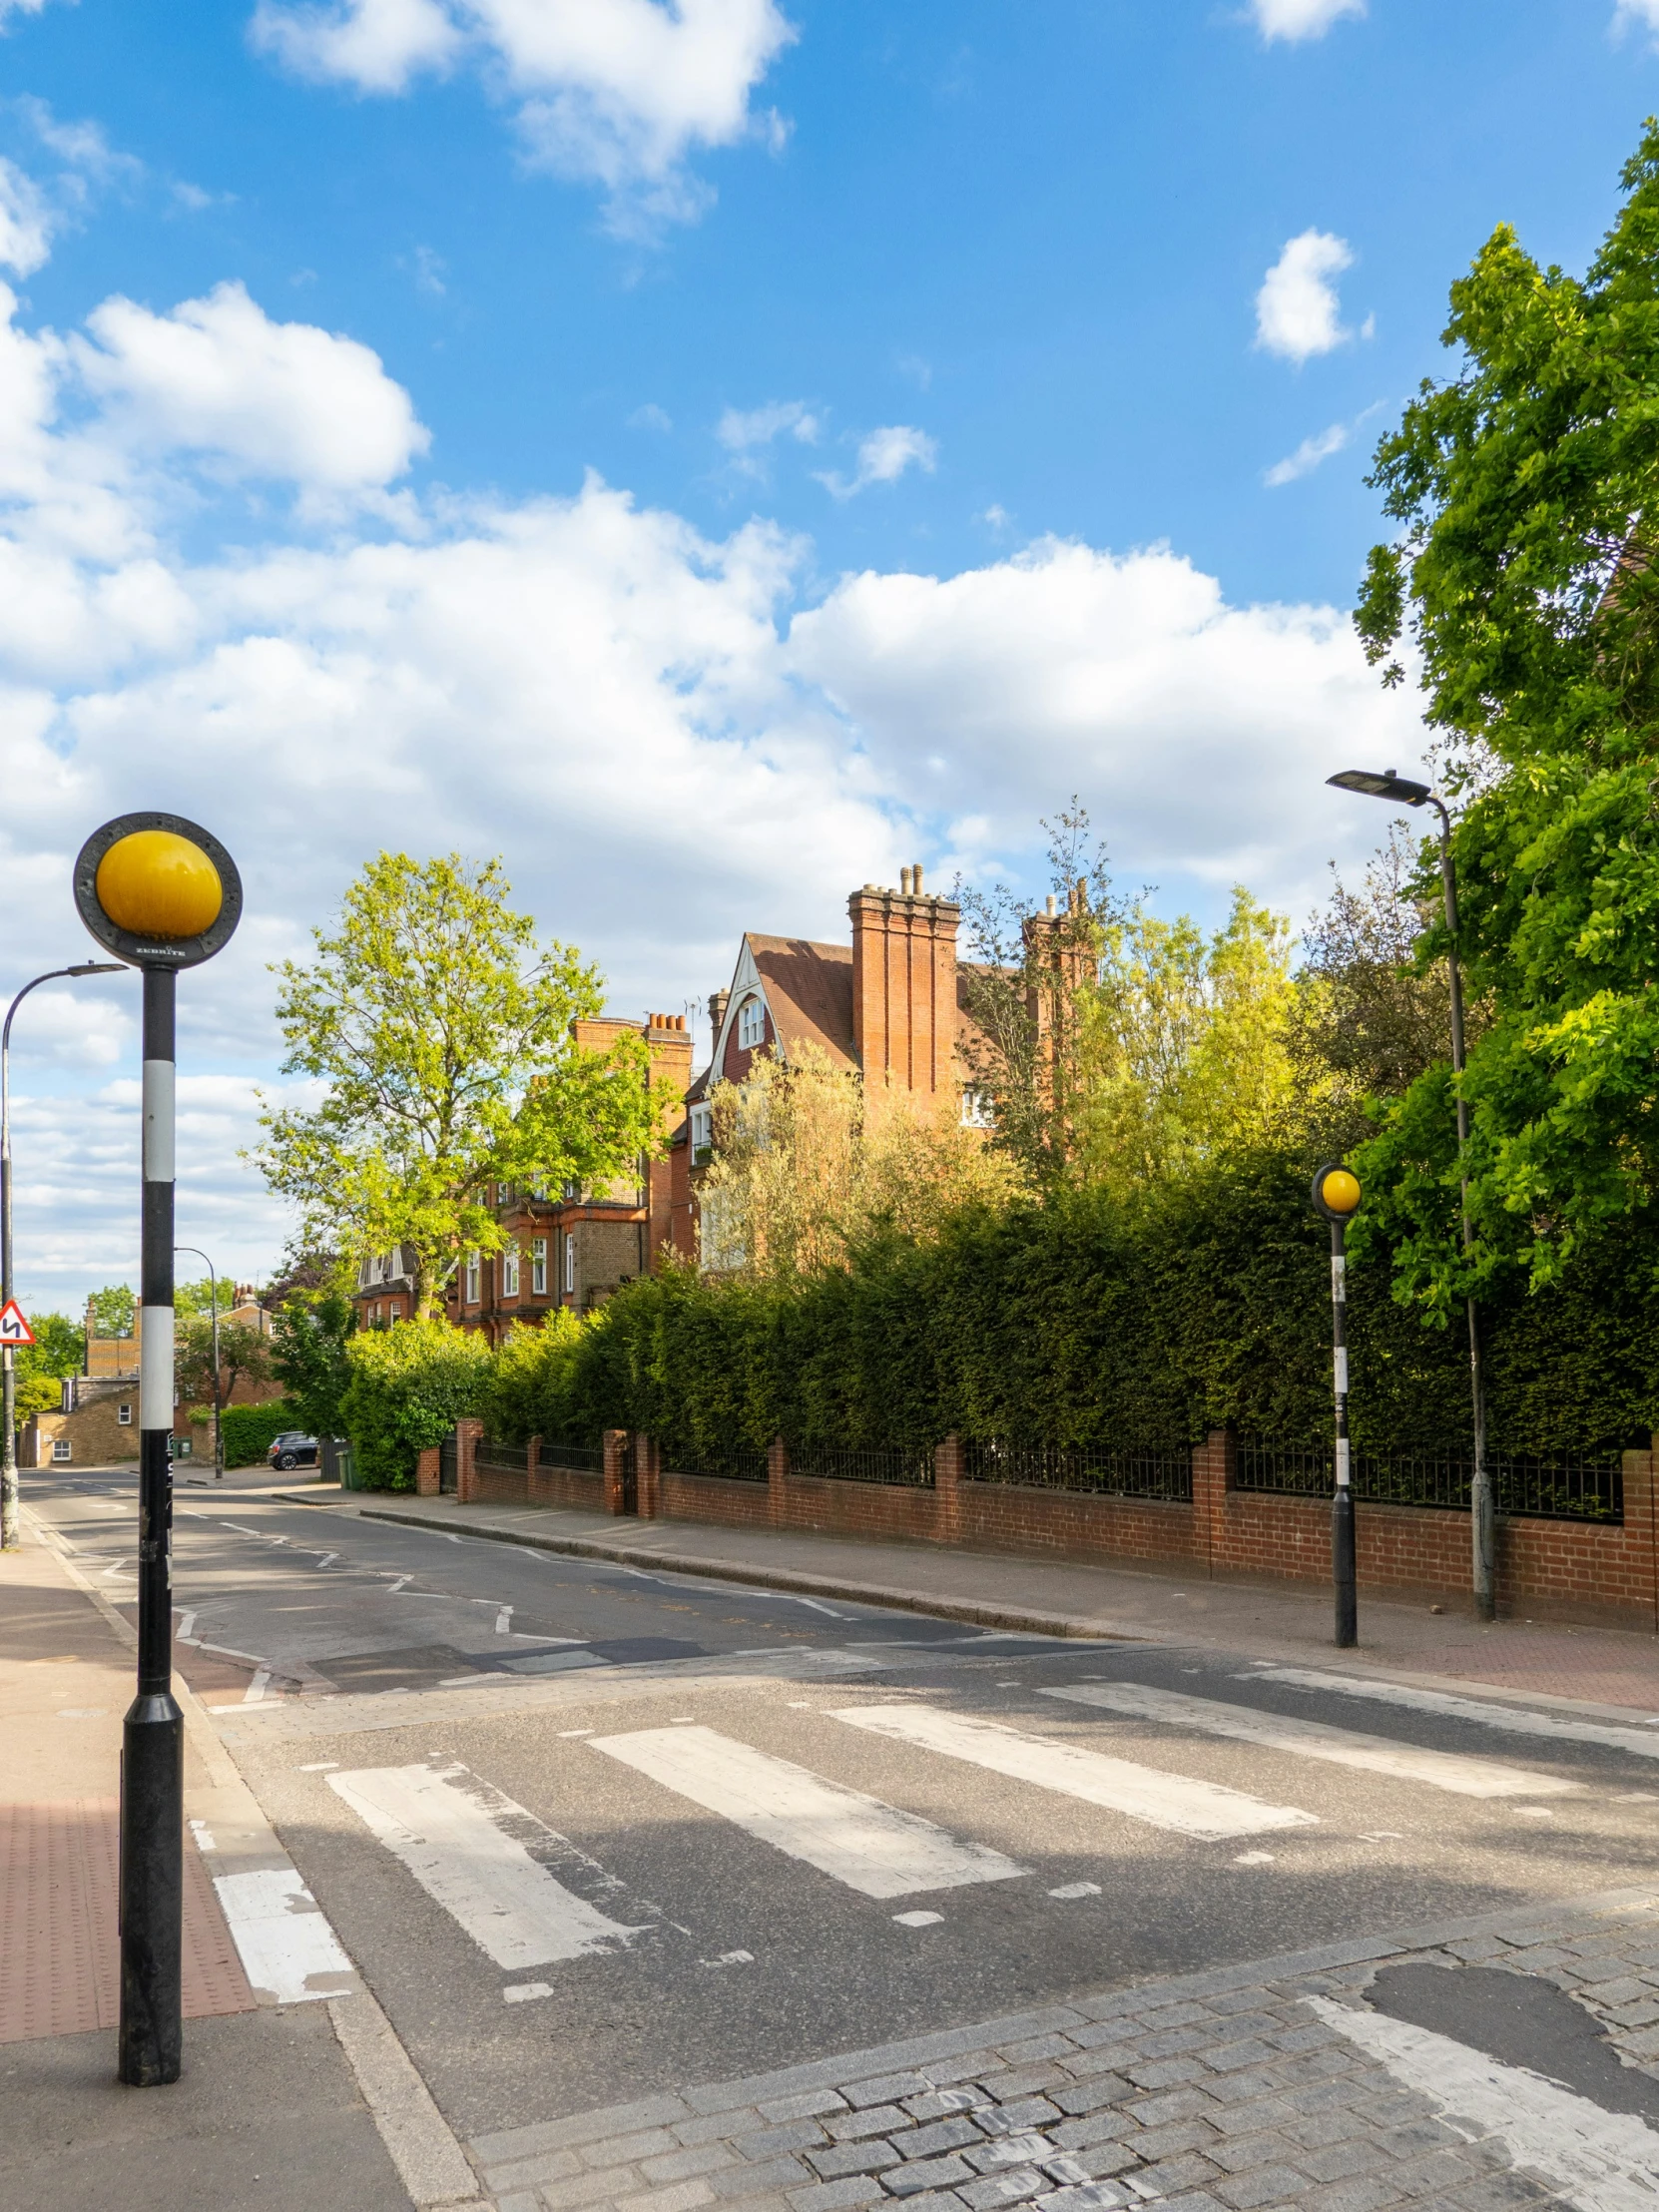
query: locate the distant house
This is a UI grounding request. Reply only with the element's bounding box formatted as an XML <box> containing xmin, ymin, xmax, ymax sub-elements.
<box><xmin>668</xmin><ymin>865</ymin><xmax>988</xmax><ymax>1262</ymax></box>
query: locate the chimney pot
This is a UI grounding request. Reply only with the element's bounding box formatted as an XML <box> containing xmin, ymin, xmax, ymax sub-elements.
<box><xmin>913</xmin><ymin>862</ymin><xmax>925</xmax><ymax>895</ymax></box>
<box><xmin>1045</xmin><ymin>893</ymin><xmax>1056</xmax><ymax>916</ymax></box>
<box><xmin>900</xmin><ymin>866</ymin><xmax>912</xmax><ymax>895</ymax></box>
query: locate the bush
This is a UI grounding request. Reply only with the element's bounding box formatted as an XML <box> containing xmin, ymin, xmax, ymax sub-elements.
<box><xmin>339</xmin><ymin>1320</ymin><xmax>492</xmax><ymax>1490</ymax></box>
<box><xmin>220</xmin><ymin>1399</ymin><xmax>298</xmax><ymax>1466</ymax></box>
<box><xmin>478</xmin><ymin>1163</ymin><xmax>1659</xmax><ymax>1461</ymax></box>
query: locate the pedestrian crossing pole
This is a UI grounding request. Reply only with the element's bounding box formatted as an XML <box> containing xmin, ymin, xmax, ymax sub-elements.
<box><xmin>74</xmin><ymin>815</ymin><xmax>241</xmax><ymax>2088</ymax></box>
<box><xmin>1314</xmin><ymin>1165</ymin><xmax>1363</xmax><ymax>1650</ymax></box>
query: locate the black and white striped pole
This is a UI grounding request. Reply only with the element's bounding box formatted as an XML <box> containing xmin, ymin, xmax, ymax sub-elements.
<box><xmin>1313</xmin><ymin>1164</ymin><xmax>1363</xmax><ymax>1650</ymax></box>
<box><xmin>75</xmin><ymin>815</ymin><xmax>241</xmax><ymax>2088</ymax></box>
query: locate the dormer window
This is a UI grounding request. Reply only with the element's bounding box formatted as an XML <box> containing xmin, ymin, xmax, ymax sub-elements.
<box><xmin>737</xmin><ymin>996</ymin><xmax>766</xmax><ymax>1050</ymax></box>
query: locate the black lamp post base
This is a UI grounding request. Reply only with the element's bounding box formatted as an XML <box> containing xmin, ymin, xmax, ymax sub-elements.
<box><xmin>118</xmin><ymin>1692</ymin><xmax>184</xmax><ymax>2087</ymax></box>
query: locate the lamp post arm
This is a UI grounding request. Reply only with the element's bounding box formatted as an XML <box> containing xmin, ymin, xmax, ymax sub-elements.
<box><xmin>3</xmin><ymin>970</ymin><xmax>84</xmax><ymax>1302</ymax></box>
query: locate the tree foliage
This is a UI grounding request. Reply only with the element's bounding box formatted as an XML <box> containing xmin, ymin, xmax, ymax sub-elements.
<box><xmin>10</xmin><ymin>1312</ymin><xmax>84</xmax><ymax>1428</ymax></box>
<box><xmin>338</xmin><ymin>1317</ymin><xmax>492</xmax><ymax>1489</ymax></box>
<box><xmin>1354</xmin><ymin>121</ymin><xmax>1659</xmax><ymax>1308</ymax></box>
<box><xmin>176</xmin><ymin>1318</ymin><xmax>273</xmax><ymax>1411</ymax></box>
<box><xmin>256</xmin><ymin>851</ymin><xmax>668</xmax><ymax>1320</ymax></box>
<box><xmin>271</xmin><ymin>1291</ymin><xmax>356</xmax><ymax>1439</ymax></box>
<box><xmin>88</xmin><ymin>1284</ymin><xmax>135</xmax><ymax>1338</ymax></box>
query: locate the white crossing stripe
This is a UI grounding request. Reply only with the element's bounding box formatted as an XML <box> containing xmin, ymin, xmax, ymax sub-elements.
<box><xmin>1250</xmin><ymin>1667</ymin><xmax>1659</xmax><ymax>1763</ymax></box>
<box><xmin>587</xmin><ymin>1724</ymin><xmax>1027</xmax><ymax>1898</ymax></box>
<box><xmin>1309</xmin><ymin>1995</ymin><xmax>1659</xmax><ymax>2207</ymax></box>
<box><xmin>1046</xmin><ymin>1682</ymin><xmax>1582</xmax><ymax>1799</ymax></box>
<box><xmin>830</xmin><ymin>1704</ymin><xmax>1316</xmax><ymax>1840</ymax></box>
<box><xmin>328</xmin><ymin>1764</ymin><xmax>647</xmax><ymax>1968</ymax></box>
<box><xmin>213</xmin><ymin>1867</ymin><xmax>355</xmax><ymax>2004</ymax></box>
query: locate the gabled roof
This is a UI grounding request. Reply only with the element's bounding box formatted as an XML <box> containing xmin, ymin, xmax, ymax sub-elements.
<box><xmin>746</xmin><ymin>934</ymin><xmax>856</xmax><ymax>1071</ymax></box>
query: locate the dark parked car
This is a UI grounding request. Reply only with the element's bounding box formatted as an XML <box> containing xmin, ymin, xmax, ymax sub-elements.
<box><xmin>268</xmin><ymin>1430</ymin><xmax>319</xmax><ymax>1471</ymax></box>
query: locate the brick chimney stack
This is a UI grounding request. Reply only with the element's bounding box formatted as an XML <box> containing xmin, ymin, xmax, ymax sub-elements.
<box><xmin>708</xmin><ymin>987</ymin><xmax>730</xmax><ymax>1044</ymax></box>
<box><xmin>848</xmin><ymin>867</ymin><xmax>961</xmax><ymax>1116</ymax></box>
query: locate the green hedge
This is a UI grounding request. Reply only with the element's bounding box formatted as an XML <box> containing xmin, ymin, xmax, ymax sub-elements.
<box><xmin>336</xmin><ymin>1165</ymin><xmax>1659</xmax><ymax>1478</ymax></box>
<box><xmin>220</xmin><ymin>1400</ymin><xmax>297</xmax><ymax>1466</ymax></box>
<box><xmin>339</xmin><ymin>1319</ymin><xmax>492</xmax><ymax>1490</ymax></box>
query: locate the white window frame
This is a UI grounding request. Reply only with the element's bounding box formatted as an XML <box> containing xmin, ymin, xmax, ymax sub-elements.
<box><xmin>52</xmin><ymin>1439</ymin><xmax>71</xmax><ymax>1463</ymax></box>
<box><xmin>690</xmin><ymin>1103</ymin><xmax>713</xmax><ymax>1152</ymax></box>
<box><xmin>737</xmin><ymin>996</ymin><xmax>766</xmax><ymax>1050</ymax></box>
<box><xmin>531</xmin><ymin>1237</ymin><xmax>548</xmax><ymax>1295</ymax></box>
<box><xmin>118</xmin><ymin>1401</ymin><xmax>132</xmax><ymax>1425</ymax></box>
<box><xmin>564</xmin><ymin>1232</ymin><xmax>576</xmax><ymax>1296</ymax></box>
<box><xmin>501</xmin><ymin>1242</ymin><xmax>520</xmax><ymax>1297</ymax></box>
<box><xmin>960</xmin><ymin>1086</ymin><xmax>994</xmax><ymax>1129</ymax></box>
<box><xmin>464</xmin><ymin>1251</ymin><xmax>481</xmax><ymax>1305</ymax></box>
<box><xmin>387</xmin><ymin>1301</ymin><xmax>402</xmax><ymax>1324</ymax></box>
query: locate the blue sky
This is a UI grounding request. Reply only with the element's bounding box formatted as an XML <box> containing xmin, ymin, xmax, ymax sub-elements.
<box><xmin>4</xmin><ymin>0</ymin><xmax>1659</xmax><ymax>1309</ymax></box>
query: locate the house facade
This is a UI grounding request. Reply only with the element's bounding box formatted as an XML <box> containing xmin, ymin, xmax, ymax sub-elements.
<box><xmin>667</xmin><ymin>866</ymin><xmax>981</xmax><ymax>1262</ymax></box>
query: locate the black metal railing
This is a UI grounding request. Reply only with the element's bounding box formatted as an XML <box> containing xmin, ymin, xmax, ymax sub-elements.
<box><xmin>1234</xmin><ymin>1440</ymin><xmax>1624</xmax><ymax>1524</ymax></box>
<box><xmin>539</xmin><ymin>1437</ymin><xmax>605</xmax><ymax>1474</ymax></box>
<box><xmin>788</xmin><ymin>1442</ymin><xmax>935</xmax><ymax>1489</ymax></box>
<box><xmin>963</xmin><ymin>1438</ymin><xmax>1194</xmax><ymax>1502</ymax></box>
<box><xmin>667</xmin><ymin>1442</ymin><xmax>770</xmax><ymax>1483</ymax></box>
<box><xmin>474</xmin><ymin>1437</ymin><xmax>529</xmax><ymax>1472</ymax></box>
<box><xmin>438</xmin><ymin>1433</ymin><xmax>457</xmax><ymax>1495</ymax></box>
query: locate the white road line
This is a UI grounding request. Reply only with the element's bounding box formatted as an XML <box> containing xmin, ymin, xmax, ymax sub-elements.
<box><xmin>214</xmin><ymin>1868</ymin><xmax>356</xmax><ymax>2004</ymax></box>
<box><xmin>200</xmin><ymin>1641</ymin><xmax>271</xmax><ymax>1665</ymax></box>
<box><xmin>495</xmin><ymin>1607</ymin><xmax>512</xmax><ymax>1634</ymax></box>
<box><xmin>220</xmin><ymin>1522</ymin><xmax>261</xmax><ymax>1533</ymax></box>
<box><xmin>327</xmin><ymin>1764</ymin><xmax>648</xmax><ymax>1968</ymax></box>
<box><xmin>385</xmin><ymin>1576</ymin><xmax>412</xmax><ymax>1594</ymax></box>
<box><xmin>830</xmin><ymin>1704</ymin><xmax>1316</xmax><ymax>1841</ymax></box>
<box><xmin>1308</xmin><ymin>1994</ymin><xmax>1659</xmax><ymax>2207</ymax></box>
<box><xmin>314</xmin><ymin>1552</ymin><xmax>338</xmax><ymax>1568</ymax></box>
<box><xmin>175</xmin><ymin>1610</ymin><xmax>197</xmax><ymax>1645</ymax></box>
<box><xmin>245</xmin><ymin>1668</ymin><xmax>273</xmax><ymax>1705</ymax></box>
<box><xmin>1047</xmin><ymin>1683</ymin><xmax>1582</xmax><ymax>1800</ymax></box>
<box><xmin>1250</xmin><ymin>1667</ymin><xmax>1659</xmax><ymax>1763</ymax></box>
<box><xmin>589</xmin><ymin>1724</ymin><xmax>1027</xmax><ymax>1898</ymax></box>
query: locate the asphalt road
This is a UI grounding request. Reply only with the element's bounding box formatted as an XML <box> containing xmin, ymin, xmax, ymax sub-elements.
<box><xmin>32</xmin><ymin>1468</ymin><xmax>1659</xmax><ymax>2144</ymax></box>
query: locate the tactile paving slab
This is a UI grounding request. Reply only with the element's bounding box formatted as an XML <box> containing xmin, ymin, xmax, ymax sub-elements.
<box><xmin>0</xmin><ymin>1800</ymin><xmax>258</xmax><ymax>2042</ymax></box>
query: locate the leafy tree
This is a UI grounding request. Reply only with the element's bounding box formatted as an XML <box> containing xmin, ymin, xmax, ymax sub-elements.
<box><xmin>88</xmin><ymin>1284</ymin><xmax>135</xmax><ymax>1338</ymax></box>
<box><xmin>338</xmin><ymin>1317</ymin><xmax>492</xmax><ymax>1489</ymax></box>
<box><xmin>271</xmin><ymin>1291</ymin><xmax>356</xmax><ymax>1438</ymax></box>
<box><xmin>1353</xmin><ymin>120</ymin><xmax>1659</xmax><ymax>1309</ymax></box>
<box><xmin>11</xmin><ymin>1312</ymin><xmax>84</xmax><ymax>1428</ymax></box>
<box><xmin>176</xmin><ymin>1318</ymin><xmax>273</xmax><ymax>1411</ymax></box>
<box><xmin>255</xmin><ymin>851</ymin><xmax>669</xmax><ymax>1320</ymax></box>
<box><xmin>175</xmin><ymin>1275</ymin><xmax>239</xmax><ymax>1324</ymax></box>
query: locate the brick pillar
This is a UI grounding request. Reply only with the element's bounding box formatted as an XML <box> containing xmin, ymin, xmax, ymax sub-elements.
<box><xmin>414</xmin><ymin>1446</ymin><xmax>440</xmax><ymax>1497</ymax></box>
<box><xmin>527</xmin><ymin>1433</ymin><xmax>541</xmax><ymax>1502</ymax></box>
<box><xmin>636</xmin><ymin>1434</ymin><xmax>662</xmax><ymax>1520</ymax></box>
<box><xmin>934</xmin><ymin>1433</ymin><xmax>963</xmax><ymax>1545</ymax></box>
<box><xmin>1191</xmin><ymin>1427</ymin><xmax>1234</xmax><ymax>1578</ymax></box>
<box><xmin>455</xmin><ymin>1415</ymin><xmax>483</xmax><ymax>1504</ymax></box>
<box><xmin>768</xmin><ymin>1434</ymin><xmax>789</xmax><ymax>1528</ymax></box>
<box><xmin>603</xmin><ymin>1429</ymin><xmax>631</xmax><ymax>1515</ymax></box>
<box><xmin>1630</xmin><ymin>1439</ymin><xmax>1659</xmax><ymax>1635</ymax></box>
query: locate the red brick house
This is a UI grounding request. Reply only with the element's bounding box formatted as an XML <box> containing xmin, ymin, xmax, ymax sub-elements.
<box><xmin>668</xmin><ymin>865</ymin><xmax>983</xmax><ymax>1262</ymax></box>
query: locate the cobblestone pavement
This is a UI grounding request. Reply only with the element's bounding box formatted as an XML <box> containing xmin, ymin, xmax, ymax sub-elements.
<box><xmin>467</xmin><ymin>1888</ymin><xmax>1659</xmax><ymax>2212</ymax></box>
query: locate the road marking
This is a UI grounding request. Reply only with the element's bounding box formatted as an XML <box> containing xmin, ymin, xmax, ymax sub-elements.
<box><xmin>503</xmin><ymin>1981</ymin><xmax>553</xmax><ymax>2003</ymax></box>
<box><xmin>327</xmin><ymin>1763</ymin><xmax>649</xmax><ymax>1968</ymax></box>
<box><xmin>701</xmin><ymin>1948</ymin><xmax>754</xmax><ymax>1966</ymax></box>
<box><xmin>1047</xmin><ymin>1682</ymin><xmax>1581</xmax><ymax>1799</ymax></box>
<box><xmin>1309</xmin><ymin>1994</ymin><xmax>1659</xmax><ymax>2206</ymax></box>
<box><xmin>175</xmin><ymin>1610</ymin><xmax>197</xmax><ymax>1644</ymax></box>
<box><xmin>495</xmin><ymin>1607</ymin><xmax>512</xmax><ymax>1634</ymax></box>
<box><xmin>200</xmin><ymin>1641</ymin><xmax>271</xmax><ymax>1664</ymax></box>
<box><xmin>780</xmin><ymin>1595</ymin><xmax>849</xmax><ymax>1620</ymax></box>
<box><xmin>1235</xmin><ymin>1851</ymin><xmax>1277</xmax><ymax>1865</ymax></box>
<box><xmin>220</xmin><ymin>1522</ymin><xmax>261</xmax><ymax>1533</ymax></box>
<box><xmin>314</xmin><ymin>1552</ymin><xmax>338</xmax><ymax>1568</ymax></box>
<box><xmin>244</xmin><ymin>1668</ymin><xmax>273</xmax><ymax>1704</ymax></box>
<box><xmin>893</xmin><ymin>1911</ymin><xmax>943</xmax><ymax>1928</ymax></box>
<box><xmin>299</xmin><ymin>1761</ymin><xmax>338</xmax><ymax>1772</ymax></box>
<box><xmin>188</xmin><ymin>1818</ymin><xmax>217</xmax><ymax>1851</ymax></box>
<box><xmin>215</xmin><ymin>1868</ymin><xmax>356</xmax><ymax>2004</ymax></box>
<box><xmin>830</xmin><ymin>1704</ymin><xmax>1316</xmax><ymax>1841</ymax></box>
<box><xmin>588</xmin><ymin>1724</ymin><xmax>1027</xmax><ymax>1899</ymax></box>
<box><xmin>1048</xmin><ymin>1882</ymin><xmax>1101</xmax><ymax>1899</ymax></box>
<box><xmin>1250</xmin><ymin>1667</ymin><xmax>1659</xmax><ymax>1763</ymax></box>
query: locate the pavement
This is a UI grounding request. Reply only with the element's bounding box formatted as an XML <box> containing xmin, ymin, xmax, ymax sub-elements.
<box><xmin>15</xmin><ymin>1461</ymin><xmax>1659</xmax><ymax>2211</ymax></box>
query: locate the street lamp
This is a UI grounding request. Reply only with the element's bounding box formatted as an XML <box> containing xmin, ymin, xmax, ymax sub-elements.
<box><xmin>1313</xmin><ymin>1163</ymin><xmax>1363</xmax><ymax>1648</ymax></box>
<box><xmin>175</xmin><ymin>1246</ymin><xmax>224</xmax><ymax>1483</ymax></box>
<box><xmin>1328</xmin><ymin>767</ymin><xmax>1493</xmax><ymax>1621</ymax></box>
<box><xmin>73</xmin><ymin>813</ymin><xmax>242</xmax><ymax>2090</ymax></box>
<box><xmin>2</xmin><ymin>961</ymin><xmax>128</xmax><ymax>1549</ymax></box>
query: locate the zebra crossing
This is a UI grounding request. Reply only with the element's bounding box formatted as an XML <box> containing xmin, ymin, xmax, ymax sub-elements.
<box><xmin>315</xmin><ymin>1672</ymin><xmax>1600</xmax><ymax>1995</ymax></box>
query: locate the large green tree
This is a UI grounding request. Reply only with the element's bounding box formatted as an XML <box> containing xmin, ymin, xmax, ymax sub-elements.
<box><xmin>11</xmin><ymin>1312</ymin><xmax>85</xmax><ymax>1429</ymax></box>
<box><xmin>1354</xmin><ymin>121</ymin><xmax>1659</xmax><ymax>1313</ymax></box>
<box><xmin>256</xmin><ymin>852</ymin><xmax>667</xmax><ymax>1318</ymax></box>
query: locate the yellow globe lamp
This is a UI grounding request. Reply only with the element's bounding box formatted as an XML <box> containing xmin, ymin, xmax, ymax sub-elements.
<box><xmin>96</xmin><ymin>830</ymin><xmax>223</xmax><ymax>940</ymax></box>
<box><xmin>1319</xmin><ymin>1167</ymin><xmax>1362</xmax><ymax>1218</ymax></box>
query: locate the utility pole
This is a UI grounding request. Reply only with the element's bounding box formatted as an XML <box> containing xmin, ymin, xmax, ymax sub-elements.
<box><xmin>74</xmin><ymin>813</ymin><xmax>241</xmax><ymax>2088</ymax></box>
<box><xmin>1314</xmin><ymin>1163</ymin><xmax>1363</xmax><ymax>1648</ymax></box>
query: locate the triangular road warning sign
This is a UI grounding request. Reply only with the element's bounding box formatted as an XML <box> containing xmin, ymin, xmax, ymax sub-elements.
<box><xmin>0</xmin><ymin>1300</ymin><xmax>34</xmax><ymax>1347</ymax></box>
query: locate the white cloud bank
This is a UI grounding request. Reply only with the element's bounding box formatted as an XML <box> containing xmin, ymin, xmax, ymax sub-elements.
<box><xmin>1256</xmin><ymin>229</ymin><xmax>1358</xmax><ymax>363</ymax></box>
<box><xmin>1615</xmin><ymin>0</ymin><xmax>1659</xmax><ymax>42</ymax></box>
<box><xmin>249</xmin><ymin>0</ymin><xmax>798</xmax><ymax>231</ymax></box>
<box><xmin>817</xmin><ymin>423</ymin><xmax>937</xmax><ymax>500</ymax></box>
<box><xmin>1250</xmin><ymin>0</ymin><xmax>1365</xmax><ymax>40</ymax></box>
<box><xmin>0</xmin><ymin>238</ymin><xmax>1425</xmax><ymax>1308</ymax></box>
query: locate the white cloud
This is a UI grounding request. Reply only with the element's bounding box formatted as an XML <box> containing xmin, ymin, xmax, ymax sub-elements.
<box><xmin>0</xmin><ymin>0</ymin><xmax>57</xmax><ymax>25</ymax></box>
<box><xmin>250</xmin><ymin>0</ymin><xmax>798</xmax><ymax>231</ymax></box>
<box><xmin>70</xmin><ymin>280</ymin><xmax>429</xmax><ymax>495</ymax></box>
<box><xmin>1614</xmin><ymin>0</ymin><xmax>1659</xmax><ymax>42</ymax></box>
<box><xmin>1250</xmin><ymin>0</ymin><xmax>1365</xmax><ymax>40</ymax></box>
<box><xmin>1265</xmin><ymin>419</ymin><xmax>1350</xmax><ymax>486</ymax></box>
<box><xmin>718</xmin><ymin>397</ymin><xmax>820</xmax><ymax>452</ymax></box>
<box><xmin>817</xmin><ymin>423</ymin><xmax>937</xmax><ymax>500</ymax></box>
<box><xmin>0</xmin><ymin>254</ymin><xmax>1428</xmax><ymax>1311</ymax></box>
<box><xmin>1256</xmin><ymin>229</ymin><xmax>1356</xmax><ymax>363</ymax></box>
<box><xmin>0</xmin><ymin>155</ymin><xmax>51</xmax><ymax>275</ymax></box>
<box><xmin>629</xmin><ymin>400</ymin><xmax>672</xmax><ymax>431</ymax></box>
